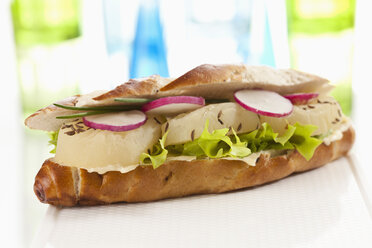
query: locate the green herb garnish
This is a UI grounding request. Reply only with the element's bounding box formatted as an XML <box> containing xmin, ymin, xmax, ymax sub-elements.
<box><xmin>114</xmin><ymin>97</ymin><xmax>153</xmax><ymax>103</ymax></box>
<box><xmin>53</xmin><ymin>103</ymin><xmax>138</xmax><ymax>111</ymax></box>
<box><xmin>205</xmin><ymin>99</ymin><xmax>230</xmax><ymax>104</ymax></box>
<box><xmin>54</xmin><ymin>97</ymin><xmax>229</xmax><ymax>119</ymax></box>
<box><xmin>56</xmin><ymin>110</ymin><xmax>118</xmax><ymax>119</ymax></box>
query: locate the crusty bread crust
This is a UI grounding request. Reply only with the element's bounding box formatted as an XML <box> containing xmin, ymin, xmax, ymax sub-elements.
<box><xmin>93</xmin><ymin>75</ymin><xmax>172</xmax><ymax>101</ymax></box>
<box><xmin>34</xmin><ymin>127</ymin><xmax>354</xmax><ymax>207</ymax></box>
<box><xmin>25</xmin><ymin>64</ymin><xmax>332</xmax><ymax>132</ymax></box>
<box><xmin>160</xmin><ymin>64</ymin><xmax>331</xmax><ymax>96</ymax></box>
<box><xmin>24</xmin><ymin>96</ymin><xmax>80</xmax><ymax>132</ymax></box>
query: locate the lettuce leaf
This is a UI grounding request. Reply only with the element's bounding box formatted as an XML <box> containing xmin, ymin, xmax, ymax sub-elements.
<box><xmin>289</xmin><ymin>123</ymin><xmax>323</xmax><ymax>161</ymax></box>
<box><xmin>239</xmin><ymin>122</ymin><xmax>321</xmax><ymax>160</ymax></box>
<box><xmin>188</xmin><ymin>120</ymin><xmax>251</xmax><ymax>159</ymax></box>
<box><xmin>239</xmin><ymin>123</ymin><xmax>296</xmax><ymax>152</ymax></box>
<box><xmin>229</xmin><ymin>129</ymin><xmax>252</xmax><ymax>157</ymax></box>
<box><xmin>140</xmin><ymin>132</ymin><xmax>169</xmax><ymax>169</ymax></box>
<box><xmin>140</xmin><ymin>121</ymin><xmax>251</xmax><ymax>168</ymax></box>
<box><xmin>140</xmin><ymin>121</ymin><xmax>323</xmax><ymax>168</ymax></box>
<box><xmin>48</xmin><ymin>131</ymin><xmax>59</xmax><ymax>154</ymax></box>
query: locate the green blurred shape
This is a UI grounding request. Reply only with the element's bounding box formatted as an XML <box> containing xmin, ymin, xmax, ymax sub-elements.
<box><xmin>331</xmin><ymin>82</ymin><xmax>352</xmax><ymax>116</ymax></box>
<box><xmin>11</xmin><ymin>0</ymin><xmax>81</xmax><ymax>116</ymax></box>
<box><xmin>286</xmin><ymin>0</ymin><xmax>355</xmax><ymax>116</ymax></box>
<box><xmin>11</xmin><ymin>0</ymin><xmax>81</xmax><ymax>46</ymax></box>
<box><xmin>287</xmin><ymin>0</ymin><xmax>355</xmax><ymax>34</ymax></box>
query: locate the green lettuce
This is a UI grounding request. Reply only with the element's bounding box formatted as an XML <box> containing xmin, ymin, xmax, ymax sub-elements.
<box><xmin>183</xmin><ymin>120</ymin><xmax>251</xmax><ymax>158</ymax></box>
<box><xmin>141</xmin><ymin>121</ymin><xmax>323</xmax><ymax>168</ymax></box>
<box><xmin>238</xmin><ymin>122</ymin><xmax>322</xmax><ymax>160</ymax></box>
<box><xmin>48</xmin><ymin>131</ymin><xmax>59</xmax><ymax>154</ymax></box>
<box><xmin>239</xmin><ymin>123</ymin><xmax>295</xmax><ymax>152</ymax></box>
<box><xmin>289</xmin><ymin>123</ymin><xmax>323</xmax><ymax>160</ymax></box>
<box><xmin>140</xmin><ymin>121</ymin><xmax>251</xmax><ymax>169</ymax></box>
<box><xmin>140</xmin><ymin>132</ymin><xmax>169</xmax><ymax>169</ymax></box>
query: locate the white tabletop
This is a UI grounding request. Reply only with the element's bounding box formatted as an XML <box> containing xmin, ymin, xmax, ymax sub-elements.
<box><xmin>32</xmin><ymin>156</ymin><xmax>372</xmax><ymax>248</ymax></box>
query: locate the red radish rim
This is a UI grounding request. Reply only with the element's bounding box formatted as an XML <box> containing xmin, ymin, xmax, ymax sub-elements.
<box><xmin>233</xmin><ymin>90</ymin><xmax>293</xmax><ymax>118</ymax></box>
<box><xmin>141</xmin><ymin>96</ymin><xmax>205</xmax><ymax>113</ymax></box>
<box><xmin>83</xmin><ymin>112</ymin><xmax>147</xmax><ymax>132</ymax></box>
<box><xmin>284</xmin><ymin>93</ymin><xmax>319</xmax><ymax>102</ymax></box>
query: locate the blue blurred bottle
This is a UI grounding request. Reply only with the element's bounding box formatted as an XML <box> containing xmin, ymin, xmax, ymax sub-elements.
<box><xmin>130</xmin><ymin>0</ymin><xmax>169</xmax><ymax>78</ymax></box>
<box><xmin>260</xmin><ymin>8</ymin><xmax>275</xmax><ymax>66</ymax></box>
<box><xmin>235</xmin><ymin>0</ymin><xmax>275</xmax><ymax>67</ymax></box>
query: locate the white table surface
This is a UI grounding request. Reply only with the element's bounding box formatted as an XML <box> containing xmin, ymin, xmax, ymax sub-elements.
<box><xmin>31</xmin><ymin>156</ymin><xmax>372</xmax><ymax>248</ymax></box>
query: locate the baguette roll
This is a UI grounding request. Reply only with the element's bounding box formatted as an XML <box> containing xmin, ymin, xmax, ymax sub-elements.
<box><xmin>26</xmin><ymin>64</ymin><xmax>355</xmax><ymax>207</ymax></box>
<box><xmin>34</xmin><ymin>127</ymin><xmax>354</xmax><ymax>206</ymax></box>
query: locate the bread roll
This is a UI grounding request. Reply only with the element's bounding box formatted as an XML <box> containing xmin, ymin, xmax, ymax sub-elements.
<box><xmin>34</xmin><ymin>127</ymin><xmax>354</xmax><ymax>206</ymax></box>
<box><xmin>26</xmin><ymin>63</ymin><xmax>354</xmax><ymax>207</ymax></box>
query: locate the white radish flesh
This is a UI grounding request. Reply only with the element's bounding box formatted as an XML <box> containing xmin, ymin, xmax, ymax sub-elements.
<box><xmin>141</xmin><ymin>96</ymin><xmax>205</xmax><ymax>115</ymax></box>
<box><xmin>234</xmin><ymin>89</ymin><xmax>293</xmax><ymax>117</ymax></box>
<box><xmin>284</xmin><ymin>93</ymin><xmax>319</xmax><ymax>105</ymax></box>
<box><xmin>83</xmin><ymin>110</ymin><xmax>147</xmax><ymax>132</ymax></box>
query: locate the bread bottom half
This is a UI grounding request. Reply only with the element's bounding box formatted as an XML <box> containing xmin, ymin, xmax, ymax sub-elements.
<box><xmin>34</xmin><ymin>127</ymin><xmax>355</xmax><ymax>207</ymax></box>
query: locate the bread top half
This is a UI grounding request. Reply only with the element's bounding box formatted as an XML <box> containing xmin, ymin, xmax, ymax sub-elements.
<box><xmin>25</xmin><ymin>64</ymin><xmax>332</xmax><ymax>132</ymax></box>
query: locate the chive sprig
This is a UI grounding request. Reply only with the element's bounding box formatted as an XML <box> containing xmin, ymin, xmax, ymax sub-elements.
<box><xmin>55</xmin><ymin>97</ymin><xmax>229</xmax><ymax>119</ymax></box>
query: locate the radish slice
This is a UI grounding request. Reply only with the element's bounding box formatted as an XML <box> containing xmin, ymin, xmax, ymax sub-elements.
<box><xmin>284</xmin><ymin>93</ymin><xmax>319</xmax><ymax>105</ymax></box>
<box><xmin>83</xmin><ymin>110</ymin><xmax>147</xmax><ymax>132</ymax></box>
<box><xmin>141</xmin><ymin>96</ymin><xmax>205</xmax><ymax>115</ymax></box>
<box><xmin>234</xmin><ymin>89</ymin><xmax>293</xmax><ymax>117</ymax></box>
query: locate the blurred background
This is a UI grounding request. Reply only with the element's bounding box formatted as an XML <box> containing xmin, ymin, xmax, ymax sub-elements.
<box><xmin>0</xmin><ymin>0</ymin><xmax>371</xmax><ymax>247</ymax></box>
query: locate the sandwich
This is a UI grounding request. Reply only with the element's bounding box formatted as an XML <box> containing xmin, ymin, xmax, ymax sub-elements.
<box><xmin>25</xmin><ymin>64</ymin><xmax>354</xmax><ymax>207</ymax></box>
